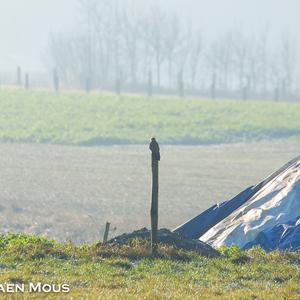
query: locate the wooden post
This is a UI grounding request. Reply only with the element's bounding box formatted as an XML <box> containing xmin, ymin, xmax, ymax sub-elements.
<box><xmin>147</xmin><ymin>70</ymin><xmax>153</xmax><ymax>97</ymax></box>
<box><xmin>25</xmin><ymin>73</ymin><xmax>29</xmax><ymax>90</ymax></box>
<box><xmin>211</xmin><ymin>73</ymin><xmax>216</xmax><ymax>99</ymax></box>
<box><xmin>149</xmin><ymin>137</ymin><xmax>160</xmax><ymax>255</ymax></box>
<box><xmin>246</xmin><ymin>75</ymin><xmax>251</xmax><ymax>98</ymax></box>
<box><xmin>242</xmin><ymin>86</ymin><xmax>247</xmax><ymax>100</ymax></box>
<box><xmin>274</xmin><ymin>87</ymin><xmax>279</xmax><ymax>102</ymax></box>
<box><xmin>53</xmin><ymin>68</ymin><xmax>59</xmax><ymax>92</ymax></box>
<box><xmin>116</xmin><ymin>77</ymin><xmax>121</xmax><ymax>95</ymax></box>
<box><xmin>85</xmin><ymin>77</ymin><xmax>90</xmax><ymax>93</ymax></box>
<box><xmin>17</xmin><ymin>66</ymin><xmax>22</xmax><ymax>86</ymax></box>
<box><xmin>178</xmin><ymin>70</ymin><xmax>184</xmax><ymax>98</ymax></box>
<box><xmin>281</xmin><ymin>79</ymin><xmax>286</xmax><ymax>100</ymax></box>
<box><xmin>103</xmin><ymin>222</ymin><xmax>110</xmax><ymax>243</ymax></box>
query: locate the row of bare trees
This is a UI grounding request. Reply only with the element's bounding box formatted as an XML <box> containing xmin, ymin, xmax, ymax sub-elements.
<box><xmin>47</xmin><ymin>0</ymin><xmax>299</xmax><ymax>100</ymax></box>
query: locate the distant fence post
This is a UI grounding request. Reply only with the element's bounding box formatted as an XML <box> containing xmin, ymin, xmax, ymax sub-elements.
<box><xmin>149</xmin><ymin>137</ymin><xmax>160</xmax><ymax>256</ymax></box>
<box><xmin>25</xmin><ymin>73</ymin><xmax>29</xmax><ymax>90</ymax></box>
<box><xmin>53</xmin><ymin>68</ymin><xmax>59</xmax><ymax>92</ymax></box>
<box><xmin>147</xmin><ymin>70</ymin><xmax>153</xmax><ymax>97</ymax></box>
<box><xmin>17</xmin><ymin>66</ymin><xmax>22</xmax><ymax>86</ymax></box>
<box><xmin>211</xmin><ymin>73</ymin><xmax>216</xmax><ymax>99</ymax></box>
<box><xmin>115</xmin><ymin>77</ymin><xmax>121</xmax><ymax>95</ymax></box>
<box><xmin>274</xmin><ymin>87</ymin><xmax>279</xmax><ymax>101</ymax></box>
<box><xmin>178</xmin><ymin>70</ymin><xmax>184</xmax><ymax>98</ymax></box>
<box><xmin>85</xmin><ymin>77</ymin><xmax>91</xmax><ymax>93</ymax></box>
<box><xmin>103</xmin><ymin>222</ymin><xmax>111</xmax><ymax>243</ymax></box>
<box><xmin>246</xmin><ymin>75</ymin><xmax>251</xmax><ymax>98</ymax></box>
<box><xmin>281</xmin><ymin>79</ymin><xmax>286</xmax><ymax>100</ymax></box>
<box><xmin>242</xmin><ymin>86</ymin><xmax>247</xmax><ymax>100</ymax></box>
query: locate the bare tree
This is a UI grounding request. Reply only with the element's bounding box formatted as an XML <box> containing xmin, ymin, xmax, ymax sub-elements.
<box><xmin>46</xmin><ymin>0</ymin><xmax>300</xmax><ymax>99</ymax></box>
<box><xmin>120</xmin><ymin>8</ymin><xmax>141</xmax><ymax>86</ymax></box>
<box><xmin>280</xmin><ymin>32</ymin><xmax>298</xmax><ymax>96</ymax></box>
<box><xmin>164</xmin><ymin>14</ymin><xmax>181</xmax><ymax>88</ymax></box>
<box><xmin>189</xmin><ymin>32</ymin><xmax>202</xmax><ymax>89</ymax></box>
<box><xmin>257</xmin><ymin>28</ymin><xmax>269</xmax><ymax>94</ymax></box>
<box><xmin>142</xmin><ymin>7</ymin><xmax>168</xmax><ymax>88</ymax></box>
<box><xmin>231</xmin><ymin>30</ymin><xmax>248</xmax><ymax>91</ymax></box>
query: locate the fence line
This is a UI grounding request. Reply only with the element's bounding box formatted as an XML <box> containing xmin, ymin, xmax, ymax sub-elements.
<box><xmin>0</xmin><ymin>66</ymin><xmax>299</xmax><ymax>102</ymax></box>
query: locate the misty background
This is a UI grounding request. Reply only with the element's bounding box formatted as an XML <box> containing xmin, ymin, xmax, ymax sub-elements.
<box><xmin>1</xmin><ymin>0</ymin><xmax>300</xmax><ymax>99</ymax></box>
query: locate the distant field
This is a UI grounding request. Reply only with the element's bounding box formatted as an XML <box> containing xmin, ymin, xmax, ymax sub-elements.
<box><xmin>0</xmin><ymin>88</ymin><xmax>300</xmax><ymax>145</ymax></box>
<box><xmin>0</xmin><ymin>139</ymin><xmax>299</xmax><ymax>243</ymax></box>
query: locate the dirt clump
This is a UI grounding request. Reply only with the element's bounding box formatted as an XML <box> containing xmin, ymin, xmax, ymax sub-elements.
<box><xmin>108</xmin><ymin>228</ymin><xmax>219</xmax><ymax>258</ymax></box>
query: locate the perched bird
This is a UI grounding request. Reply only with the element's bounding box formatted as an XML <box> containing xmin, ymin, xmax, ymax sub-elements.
<box><xmin>149</xmin><ymin>137</ymin><xmax>160</xmax><ymax>161</ymax></box>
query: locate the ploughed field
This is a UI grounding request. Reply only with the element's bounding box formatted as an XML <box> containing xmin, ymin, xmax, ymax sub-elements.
<box><xmin>0</xmin><ymin>139</ymin><xmax>299</xmax><ymax>243</ymax></box>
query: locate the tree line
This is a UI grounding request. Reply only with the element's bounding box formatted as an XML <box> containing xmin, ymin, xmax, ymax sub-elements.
<box><xmin>47</xmin><ymin>0</ymin><xmax>299</xmax><ymax>100</ymax></box>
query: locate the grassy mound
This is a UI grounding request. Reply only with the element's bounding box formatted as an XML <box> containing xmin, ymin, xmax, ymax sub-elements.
<box><xmin>0</xmin><ymin>233</ymin><xmax>300</xmax><ymax>298</ymax></box>
<box><xmin>0</xmin><ymin>89</ymin><xmax>300</xmax><ymax>145</ymax></box>
<box><xmin>107</xmin><ymin>228</ymin><xmax>220</xmax><ymax>258</ymax></box>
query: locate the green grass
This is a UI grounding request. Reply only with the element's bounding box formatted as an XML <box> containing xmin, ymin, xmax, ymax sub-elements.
<box><xmin>0</xmin><ymin>88</ymin><xmax>300</xmax><ymax>145</ymax></box>
<box><xmin>0</xmin><ymin>234</ymin><xmax>300</xmax><ymax>299</ymax></box>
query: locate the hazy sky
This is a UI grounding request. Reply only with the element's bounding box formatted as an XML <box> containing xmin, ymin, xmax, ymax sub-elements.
<box><xmin>0</xmin><ymin>0</ymin><xmax>299</xmax><ymax>71</ymax></box>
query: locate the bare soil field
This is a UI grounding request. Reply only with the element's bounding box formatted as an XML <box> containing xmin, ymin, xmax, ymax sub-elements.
<box><xmin>0</xmin><ymin>139</ymin><xmax>299</xmax><ymax>243</ymax></box>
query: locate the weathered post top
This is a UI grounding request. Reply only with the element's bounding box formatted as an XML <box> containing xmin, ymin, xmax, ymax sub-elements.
<box><xmin>149</xmin><ymin>137</ymin><xmax>160</xmax><ymax>256</ymax></box>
